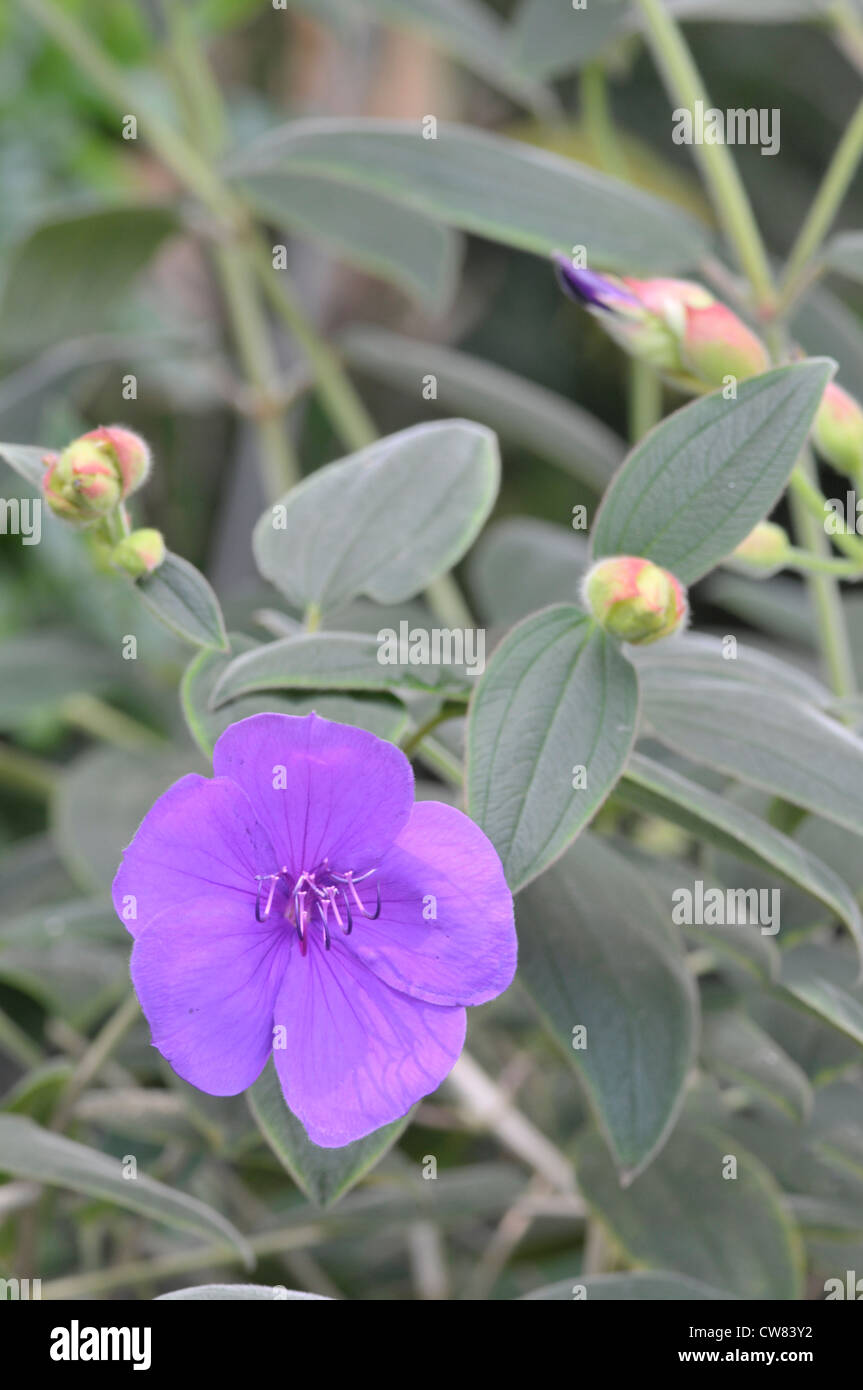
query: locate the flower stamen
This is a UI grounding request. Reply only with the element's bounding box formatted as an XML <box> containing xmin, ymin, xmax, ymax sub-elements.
<box><xmin>254</xmin><ymin>863</ymin><xmax>379</xmax><ymax>948</ymax></box>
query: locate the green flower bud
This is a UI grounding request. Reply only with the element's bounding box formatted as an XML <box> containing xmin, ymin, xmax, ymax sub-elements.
<box><xmin>583</xmin><ymin>555</ymin><xmax>688</xmax><ymax>645</ymax></box>
<box><xmin>111</xmin><ymin>527</ymin><xmax>166</xmax><ymax>579</ymax></box>
<box><xmin>812</xmin><ymin>382</ymin><xmax>863</xmax><ymax>479</ymax></box>
<box><xmin>42</xmin><ymin>426</ymin><xmax>151</xmax><ymax>524</ymax></box>
<box><xmin>727</xmin><ymin>521</ymin><xmax>790</xmax><ymax>575</ymax></box>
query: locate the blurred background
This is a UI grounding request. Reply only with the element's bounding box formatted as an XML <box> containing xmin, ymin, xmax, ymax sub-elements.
<box><xmin>2</xmin><ymin>0</ymin><xmax>863</xmax><ymax>1299</ymax></box>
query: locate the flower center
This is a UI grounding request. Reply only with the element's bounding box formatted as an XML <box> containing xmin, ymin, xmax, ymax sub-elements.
<box><xmin>254</xmin><ymin>860</ymin><xmax>381</xmax><ymax>955</ymax></box>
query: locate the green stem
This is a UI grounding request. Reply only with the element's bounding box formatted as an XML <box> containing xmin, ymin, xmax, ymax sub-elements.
<box><xmin>789</xmin><ymin>454</ymin><xmax>858</xmax><ymax>700</ymax></box>
<box><xmin>214</xmin><ymin>241</ymin><xmax>300</xmax><ymax>498</ymax></box>
<box><xmin>627</xmin><ymin>358</ymin><xmax>662</xmax><ymax>443</ymax></box>
<box><xmin>399</xmin><ymin>704</ymin><xmax>464</xmax><ymax>759</ymax></box>
<box><xmin>829</xmin><ymin>0</ymin><xmax>863</xmax><ymax>76</ymax></box>
<box><xmin>59</xmin><ymin>694</ymin><xmax>166</xmax><ymax>752</ymax></box>
<box><xmin>581</xmin><ymin>64</ymin><xmax>629</xmax><ymax>181</ymax></box>
<box><xmin>634</xmin><ymin>0</ymin><xmax>776</xmax><ymax>310</ymax></box>
<box><xmin>304</xmin><ymin>601</ymin><xmax>322</xmax><ymax>634</ymax></box>
<box><xmin>0</xmin><ymin>743</ymin><xmax>56</xmax><ymax>798</ymax></box>
<box><xmin>789</xmin><ymin>467</ymin><xmax>863</xmax><ymax>563</ymax></box>
<box><xmin>50</xmin><ymin>991</ymin><xmax>141</xmax><ymax>1132</ymax></box>
<box><xmin>779</xmin><ymin>97</ymin><xmax>863</xmax><ymax>310</ymax></box>
<box><xmin>252</xmin><ymin>239</ymin><xmax>377</xmax><ymax>453</ymax></box>
<box><xmin>784</xmin><ymin>547</ymin><xmax>863</xmax><ymax>577</ymax></box>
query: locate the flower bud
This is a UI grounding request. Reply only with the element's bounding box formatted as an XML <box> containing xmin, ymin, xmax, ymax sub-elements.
<box><xmin>812</xmin><ymin>381</ymin><xmax>863</xmax><ymax>479</ymax></box>
<box><xmin>583</xmin><ymin>555</ymin><xmax>688</xmax><ymax>645</ymax></box>
<box><xmin>552</xmin><ymin>257</ymin><xmax>768</xmax><ymax>393</ymax></box>
<box><xmin>727</xmin><ymin>521</ymin><xmax>790</xmax><ymax>575</ymax></box>
<box><xmin>42</xmin><ymin>426</ymin><xmax>151</xmax><ymax>524</ymax></box>
<box><xmin>111</xmin><ymin>527</ymin><xmax>166</xmax><ymax>579</ymax></box>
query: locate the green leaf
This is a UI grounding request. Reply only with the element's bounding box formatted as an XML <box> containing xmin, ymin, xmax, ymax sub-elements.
<box><xmin>248</xmin><ymin>1059</ymin><xmax>409</xmax><ymax>1206</ymax></box>
<box><xmin>0</xmin><ymin>442</ymin><xmax>47</xmax><ymax>489</ymax></box>
<box><xmin>466</xmin><ymin>605</ymin><xmax>638</xmax><ymax>890</ymax></box>
<box><xmin>507</xmin><ymin>0</ymin><xmax>629</xmax><ymax>80</ymax></box>
<box><xmin>469</xmin><ymin>519</ymin><xmax>588</xmax><ymax>625</ymax></box>
<box><xmin>778</xmin><ymin>946</ymin><xmax>863</xmax><ymax>1048</ymax></box>
<box><xmin>181</xmin><ymin>635</ymin><xmax>409</xmax><ymax>758</ymax></box>
<box><xmin>0</xmin><ymin>1115</ymin><xmax>252</xmax><ymax>1263</ymax></box>
<box><xmin>575</xmin><ymin>1123</ymin><xmax>804</xmax><ymax>1300</ymax></box>
<box><xmin>243</xmin><ymin>174</ymin><xmax>462</xmax><ymax>312</ymax></box>
<box><xmin>137</xmin><ymin>551</ymin><xmax>229</xmax><ymax>651</ymax></box>
<box><xmin>253</xmin><ymin>420</ymin><xmax>499</xmax><ymax>614</ymax></box>
<box><xmin>591</xmin><ymin>361</ymin><xmax>835</xmax><ymax>583</ymax></box>
<box><xmin>701</xmin><ymin>1012</ymin><xmax>812</xmax><ymax>1122</ymax></box>
<box><xmin>793</xmin><ymin>288</ymin><xmax>863</xmax><ymax>401</ymax></box>
<box><xmin>618</xmin><ymin>753</ymin><xmax>863</xmax><ymax>964</ymax></box>
<box><xmin>523</xmin><ymin>1271</ymin><xmax>736</xmax><ymax>1300</ymax></box>
<box><xmin>666</xmin><ymin>0</ymin><xmax>834</xmax><ymax>21</ymax></box>
<box><xmin>210</xmin><ymin>631</ymin><xmax>472</xmax><ymax>706</ymax></box>
<box><xmin>518</xmin><ymin>835</ymin><xmax>696</xmax><ymax>1176</ymax></box>
<box><xmin>0</xmin><ymin>206</ymin><xmax>178</xmax><ymax>357</ymax></box>
<box><xmin>641</xmin><ymin>672</ymin><xmax>863</xmax><ymax>850</ymax></box>
<box><xmin>53</xmin><ymin>746</ymin><xmax>197</xmax><ymax>891</ymax></box>
<box><xmin>232</xmin><ymin>118</ymin><xmax>711</xmax><ymax>275</ymax></box>
<box><xmin>630</xmin><ymin>631</ymin><xmax>829</xmax><ymax>708</ymax></box>
<box><xmin>340</xmin><ymin>327</ymin><xmax>625</xmax><ymax>492</ymax></box>
<box><xmin>158</xmin><ymin>1285</ymin><xmax>329</xmax><ymax>1300</ymax></box>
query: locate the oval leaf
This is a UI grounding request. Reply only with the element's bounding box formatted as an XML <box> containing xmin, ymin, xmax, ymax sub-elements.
<box><xmin>253</xmin><ymin>420</ymin><xmax>499</xmax><ymax>614</ymax></box>
<box><xmin>591</xmin><ymin>360</ymin><xmax>835</xmax><ymax>583</ymax></box>
<box><xmin>137</xmin><ymin>550</ymin><xmax>228</xmax><ymax>651</ymax></box>
<box><xmin>466</xmin><ymin>604</ymin><xmax>638</xmax><ymax>890</ymax></box>
<box><xmin>232</xmin><ymin>118</ymin><xmax>711</xmax><ymax>274</ymax></box>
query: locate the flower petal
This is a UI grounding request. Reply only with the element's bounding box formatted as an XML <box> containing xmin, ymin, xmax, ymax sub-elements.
<box><xmin>212</xmin><ymin>713</ymin><xmax>414</xmax><ymax>876</ymax></box>
<box><xmin>131</xmin><ymin>894</ymin><xmax>291</xmax><ymax>1095</ymax></box>
<box><xmin>273</xmin><ymin>935</ymin><xmax>465</xmax><ymax>1146</ymax></box>
<box><xmin>343</xmin><ymin>801</ymin><xmax>516</xmax><ymax>1006</ymax></box>
<box><xmin>113</xmin><ymin>773</ymin><xmax>276</xmax><ymax>937</ymax></box>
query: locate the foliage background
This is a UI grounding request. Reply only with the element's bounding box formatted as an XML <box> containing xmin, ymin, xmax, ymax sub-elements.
<box><xmin>1</xmin><ymin>0</ymin><xmax>863</xmax><ymax>1301</ymax></box>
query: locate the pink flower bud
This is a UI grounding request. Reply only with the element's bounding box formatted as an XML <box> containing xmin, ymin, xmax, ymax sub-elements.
<box><xmin>43</xmin><ymin>442</ymin><xmax>122</xmax><ymax>522</ymax></box>
<box><xmin>583</xmin><ymin>555</ymin><xmax>688</xmax><ymax>645</ymax></box>
<box><xmin>79</xmin><ymin>426</ymin><xmax>151</xmax><ymax>496</ymax></box>
<box><xmin>42</xmin><ymin>426</ymin><xmax>151</xmax><ymax>524</ymax></box>
<box><xmin>111</xmin><ymin>527</ymin><xmax>166</xmax><ymax>579</ymax></box>
<box><xmin>728</xmin><ymin>521</ymin><xmax>790</xmax><ymax>574</ymax></box>
<box><xmin>812</xmin><ymin>381</ymin><xmax>863</xmax><ymax>479</ymax></box>
<box><xmin>553</xmin><ymin>258</ymin><xmax>768</xmax><ymax>393</ymax></box>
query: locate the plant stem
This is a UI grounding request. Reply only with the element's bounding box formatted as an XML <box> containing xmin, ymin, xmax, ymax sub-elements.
<box><xmin>59</xmin><ymin>694</ymin><xmax>166</xmax><ymax>751</ymax></box>
<box><xmin>50</xmin><ymin>991</ymin><xmax>142</xmax><ymax>1132</ymax></box>
<box><xmin>789</xmin><ymin>466</ymin><xmax>863</xmax><ymax>563</ymax></box>
<box><xmin>252</xmin><ymin>239</ymin><xmax>377</xmax><ymax>453</ymax></box>
<box><xmin>0</xmin><ymin>743</ymin><xmax>55</xmax><ymax>799</ymax></box>
<box><xmin>789</xmin><ymin>454</ymin><xmax>858</xmax><ymax>699</ymax></box>
<box><xmin>633</xmin><ymin>0</ymin><xmax>776</xmax><ymax>311</ymax></box>
<box><xmin>628</xmin><ymin>358</ymin><xmax>662</xmax><ymax>443</ymax></box>
<box><xmin>779</xmin><ymin>97</ymin><xmax>863</xmax><ymax>310</ymax></box>
<box><xmin>213</xmin><ymin>241</ymin><xmax>300</xmax><ymax>498</ymax></box>
<box><xmin>581</xmin><ymin>63</ymin><xmax>629</xmax><ymax>181</ymax></box>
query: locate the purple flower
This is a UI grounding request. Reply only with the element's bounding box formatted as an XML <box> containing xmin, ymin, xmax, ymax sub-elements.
<box><xmin>551</xmin><ymin>253</ymin><xmax>641</xmax><ymax>312</ymax></box>
<box><xmin>113</xmin><ymin>712</ymin><xmax>516</xmax><ymax>1147</ymax></box>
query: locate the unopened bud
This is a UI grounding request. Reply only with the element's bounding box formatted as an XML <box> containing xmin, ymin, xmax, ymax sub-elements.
<box><xmin>583</xmin><ymin>555</ymin><xmax>688</xmax><ymax>645</ymax></box>
<box><xmin>812</xmin><ymin>381</ymin><xmax>863</xmax><ymax>479</ymax></box>
<box><xmin>727</xmin><ymin>521</ymin><xmax>790</xmax><ymax>575</ymax></box>
<box><xmin>553</xmin><ymin>257</ymin><xmax>768</xmax><ymax>393</ymax></box>
<box><xmin>42</xmin><ymin>426</ymin><xmax>151</xmax><ymax>524</ymax></box>
<box><xmin>111</xmin><ymin>527</ymin><xmax>166</xmax><ymax>579</ymax></box>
